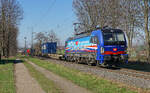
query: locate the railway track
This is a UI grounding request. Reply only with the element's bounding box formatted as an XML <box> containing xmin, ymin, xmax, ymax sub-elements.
<box><xmin>118</xmin><ymin>68</ymin><xmax>150</xmax><ymax>80</ymax></box>
<box><xmin>39</xmin><ymin>56</ymin><xmax>150</xmax><ymax>80</ymax></box>
<box><xmin>37</xmin><ymin>56</ymin><xmax>150</xmax><ymax>88</ymax></box>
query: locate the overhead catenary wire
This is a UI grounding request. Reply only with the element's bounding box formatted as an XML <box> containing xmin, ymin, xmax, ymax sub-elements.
<box><xmin>33</xmin><ymin>0</ymin><xmax>75</xmax><ymax>44</ymax></box>
<box><xmin>53</xmin><ymin>13</ymin><xmax>75</xmax><ymax>31</ymax></box>
<box><xmin>41</xmin><ymin>0</ymin><xmax>56</xmax><ymax>21</ymax></box>
<box><xmin>35</xmin><ymin>0</ymin><xmax>56</xmax><ymax>27</ymax></box>
<box><xmin>32</xmin><ymin>0</ymin><xmax>56</xmax><ymax>41</ymax></box>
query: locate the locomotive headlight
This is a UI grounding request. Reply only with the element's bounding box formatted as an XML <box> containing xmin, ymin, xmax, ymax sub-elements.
<box><xmin>101</xmin><ymin>47</ymin><xmax>104</xmax><ymax>54</ymax></box>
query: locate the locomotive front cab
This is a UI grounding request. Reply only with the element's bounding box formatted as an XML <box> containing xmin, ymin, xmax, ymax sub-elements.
<box><xmin>100</xmin><ymin>29</ymin><xmax>128</xmax><ymax>66</ymax></box>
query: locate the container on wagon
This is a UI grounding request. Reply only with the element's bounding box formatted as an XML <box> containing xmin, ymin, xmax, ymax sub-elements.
<box><xmin>41</xmin><ymin>42</ymin><xmax>57</xmax><ymax>55</ymax></box>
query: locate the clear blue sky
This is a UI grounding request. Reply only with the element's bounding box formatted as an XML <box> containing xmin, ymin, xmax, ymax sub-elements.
<box><xmin>18</xmin><ymin>0</ymin><xmax>76</xmax><ymax>48</ymax></box>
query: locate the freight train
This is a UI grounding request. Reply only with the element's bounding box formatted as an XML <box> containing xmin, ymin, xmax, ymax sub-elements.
<box><xmin>64</xmin><ymin>27</ymin><xmax>128</xmax><ymax>67</ymax></box>
<box><xmin>41</xmin><ymin>27</ymin><xmax>128</xmax><ymax>67</ymax></box>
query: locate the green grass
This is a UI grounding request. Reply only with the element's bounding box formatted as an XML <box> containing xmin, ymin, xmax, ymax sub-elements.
<box><xmin>27</xmin><ymin>57</ymin><xmax>136</xmax><ymax>93</ymax></box>
<box><xmin>0</xmin><ymin>61</ymin><xmax>15</xmax><ymax>93</ymax></box>
<box><xmin>24</xmin><ymin>61</ymin><xmax>59</xmax><ymax>93</ymax></box>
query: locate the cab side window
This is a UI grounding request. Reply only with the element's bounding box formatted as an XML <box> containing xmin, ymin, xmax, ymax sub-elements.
<box><xmin>65</xmin><ymin>42</ymin><xmax>67</xmax><ymax>47</ymax></box>
<box><xmin>90</xmin><ymin>36</ymin><xmax>99</xmax><ymax>44</ymax></box>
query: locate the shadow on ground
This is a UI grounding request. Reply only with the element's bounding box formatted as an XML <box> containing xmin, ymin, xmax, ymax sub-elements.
<box><xmin>119</xmin><ymin>61</ymin><xmax>150</xmax><ymax>72</ymax></box>
<box><xmin>0</xmin><ymin>59</ymin><xmax>24</xmax><ymax>64</ymax></box>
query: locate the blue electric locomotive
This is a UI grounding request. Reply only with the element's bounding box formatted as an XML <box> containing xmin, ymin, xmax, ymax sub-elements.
<box><xmin>65</xmin><ymin>28</ymin><xmax>128</xmax><ymax>66</ymax></box>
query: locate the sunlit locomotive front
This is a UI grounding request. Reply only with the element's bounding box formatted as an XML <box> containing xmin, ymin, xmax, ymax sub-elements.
<box><xmin>65</xmin><ymin>28</ymin><xmax>128</xmax><ymax>67</ymax></box>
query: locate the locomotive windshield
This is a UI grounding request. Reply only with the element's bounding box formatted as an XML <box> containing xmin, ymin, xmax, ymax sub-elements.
<box><xmin>103</xmin><ymin>31</ymin><xmax>125</xmax><ymax>45</ymax></box>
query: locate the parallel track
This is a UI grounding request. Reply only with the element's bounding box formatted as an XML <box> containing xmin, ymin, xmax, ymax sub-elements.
<box><xmin>38</xmin><ymin>56</ymin><xmax>150</xmax><ymax>81</ymax></box>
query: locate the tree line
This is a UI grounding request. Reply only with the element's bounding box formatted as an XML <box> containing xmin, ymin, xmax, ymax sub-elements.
<box><xmin>33</xmin><ymin>30</ymin><xmax>59</xmax><ymax>56</ymax></box>
<box><xmin>73</xmin><ymin>0</ymin><xmax>150</xmax><ymax>61</ymax></box>
<box><xmin>0</xmin><ymin>0</ymin><xmax>23</xmax><ymax>59</ymax></box>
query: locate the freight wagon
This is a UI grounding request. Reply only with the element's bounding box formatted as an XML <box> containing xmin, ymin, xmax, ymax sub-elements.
<box><xmin>65</xmin><ymin>27</ymin><xmax>128</xmax><ymax>67</ymax></box>
<box><xmin>41</xmin><ymin>42</ymin><xmax>57</xmax><ymax>56</ymax></box>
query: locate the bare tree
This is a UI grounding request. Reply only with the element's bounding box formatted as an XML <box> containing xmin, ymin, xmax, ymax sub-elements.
<box><xmin>144</xmin><ymin>0</ymin><xmax>150</xmax><ymax>61</ymax></box>
<box><xmin>0</xmin><ymin>0</ymin><xmax>23</xmax><ymax>59</ymax></box>
<box><xmin>34</xmin><ymin>32</ymin><xmax>46</xmax><ymax>55</ymax></box>
<box><xmin>73</xmin><ymin>0</ymin><xmax>122</xmax><ymax>33</ymax></box>
<box><xmin>34</xmin><ymin>30</ymin><xmax>59</xmax><ymax>55</ymax></box>
<box><xmin>47</xmin><ymin>30</ymin><xmax>58</xmax><ymax>43</ymax></box>
<box><xmin>33</xmin><ymin>42</ymin><xmax>41</xmax><ymax>56</ymax></box>
<box><xmin>120</xmin><ymin>0</ymin><xmax>143</xmax><ymax>55</ymax></box>
<box><xmin>73</xmin><ymin>0</ymin><xmax>144</xmax><ymax>56</ymax></box>
<box><xmin>73</xmin><ymin>0</ymin><xmax>98</xmax><ymax>33</ymax></box>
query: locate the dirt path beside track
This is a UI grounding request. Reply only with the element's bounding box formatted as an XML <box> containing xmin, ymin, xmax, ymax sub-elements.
<box><xmin>27</xmin><ymin>60</ymin><xmax>92</xmax><ymax>93</ymax></box>
<box><xmin>15</xmin><ymin>62</ymin><xmax>45</xmax><ymax>93</ymax></box>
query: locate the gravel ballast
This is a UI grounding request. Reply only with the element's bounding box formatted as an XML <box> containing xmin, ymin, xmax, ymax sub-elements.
<box><xmin>45</xmin><ymin>59</ymin><xmax>150</xmax><ymax>89</ymax></box>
